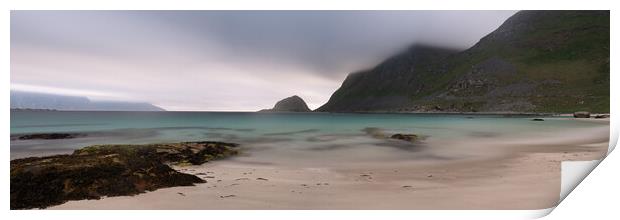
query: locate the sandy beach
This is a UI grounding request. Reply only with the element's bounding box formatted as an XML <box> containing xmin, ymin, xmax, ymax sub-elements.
<box><xmin>49</xmin><ymin>118</ymin><xmax>610</xmax><ymax>210</ymax></box>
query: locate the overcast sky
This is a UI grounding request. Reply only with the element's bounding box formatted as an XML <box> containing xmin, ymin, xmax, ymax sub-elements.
<box><xmin>11</xmin><ymin>10</ymin><xmax>516</xmax><ymax>111</ymax></box>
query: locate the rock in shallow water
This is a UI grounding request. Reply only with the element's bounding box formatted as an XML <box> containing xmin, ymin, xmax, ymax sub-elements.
<box><xmin>594</xmin><ymin>114</ymin><xmax>609</xmax><ymax>119</ymax></box>
<box><xmin>390</xmin><ymin>134</ymin><xmax>419</xmax><ymax>142</ymax></box>
<box><xmin>13</xmin><ymin>133</ymin><xmax>84</xmax><ymax>140</ymax></box>
<box><xmin>10</xmin><ymin>141</ymin><xmax>238</xmax><ymax>209</ymax></box>
<box><xmin>362</xmin><ymin>127</ymin><xmax>387</xmax><ymax>139</ymax></box>
<box><xmin>573</xmin><ymin>111</ymin><xmax>591</xmax><ymax>118</ymax></box>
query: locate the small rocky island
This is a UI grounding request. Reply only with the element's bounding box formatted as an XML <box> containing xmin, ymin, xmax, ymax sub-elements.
<box><xmin>10</xmin><ymin>141</ymin><xmax>239</xmax><ymax>209</ymax></box>
<box><xmin>259</xmin><ymin>95</ymin><xmax>312</xmax><ymax>112</ymax></box>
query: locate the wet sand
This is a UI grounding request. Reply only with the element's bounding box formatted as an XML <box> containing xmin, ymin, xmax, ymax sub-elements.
<box><xmin>50</xmin><ymin>119</ymin><xmax>610</xmax><ymax>210</ymax></box>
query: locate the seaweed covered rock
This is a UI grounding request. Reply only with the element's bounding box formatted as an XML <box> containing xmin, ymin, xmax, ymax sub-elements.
<box><xmin>10</xmin><ymin>141</ymin><xmax>238</xmax><ymax>209</ymax></box>
<box><xmin>362</xmin><ymin>127</ymin><xmax>387</xmax><ymax>139</ymax></box>
<box><xmin>573</xmin><ymin>111</ymin><xmax>591</xmax><ymax>118</ymax></box>
<box><xmin>12</xmin><ymin>132</ymin><xmax>84</xmax><ymax>140</ymax></box>
<box><xmin>594</xmin><ymin>114</ymin><xmax>610</xmax><ymax>119</ymax></box>
<box><xmin>361</xmin><ymin>128</ymin><xmax>424</xmax><ymax>143</ymax></box>
<box><xmin>390</xmin><ymin>134</ymin><xmax>420</xmax><ymax>142</ymax></box>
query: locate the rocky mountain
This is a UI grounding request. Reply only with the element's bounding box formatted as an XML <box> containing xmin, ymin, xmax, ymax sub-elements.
<box><xmin>10</xmin><ymin>91</ymin><xmax>165</xmax><ymax>111</ymax></box>
<box><xmin>317</xmin><ymin>11</ymin><xmax>610</xmax><ymax>113</ymax></box>
<box><xmin>259</xmin><ymin>95</ymin><xmax>312</xmax><ymax>112</ymax></box>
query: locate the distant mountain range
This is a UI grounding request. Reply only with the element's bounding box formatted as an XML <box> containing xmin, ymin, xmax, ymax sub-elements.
<box><xmin>317</xmin><ymin>11</ymin><xmax>609</xmax><ymax>113</ymax></box>
<box><xmin>10</xmin><ymin>91</ymin><xmax>165</xmax><ymax>111</ymax></box>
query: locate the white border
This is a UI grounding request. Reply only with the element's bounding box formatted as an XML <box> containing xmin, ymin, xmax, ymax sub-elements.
<box><xmin>2</xmin><ymin>0</ymin><xmax>617</xmax><ymax>219</ymax></box>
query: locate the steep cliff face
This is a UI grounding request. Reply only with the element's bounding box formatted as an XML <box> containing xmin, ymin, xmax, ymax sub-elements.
<box><xmin>260</xmin><ymin>95</ymin><xmax>312</xmax><ymax>112</ymax></box>
<box><xmin>318</xmin><ymin>11</ymin><xmax>610</xmax><ymax>113</ymax></box>
<box><xmin>317</xmin><ymin>45</ymin><xmax>459</xmax><ymax>112</ymax></box>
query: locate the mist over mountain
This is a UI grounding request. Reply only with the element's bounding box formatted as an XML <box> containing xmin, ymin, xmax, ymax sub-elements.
<box><xmin>11</xmin><ymin>11</ymin><xmax>518</xmax><ymax>111</ymax></box>
<box><xmin>317</xmin><ymin>11</ymin><xmax>609</xmax><ymax>113</ymax></box>
<box><xmin>10</xmin><ymin>91</ymin><xmax>165</xmax><ymax>111</ymax></box>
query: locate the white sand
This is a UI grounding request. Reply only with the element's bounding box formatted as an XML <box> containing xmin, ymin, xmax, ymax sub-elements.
<box><xmin>51</xmin><ymin>119</ymin><xmax>609</xmax><ymax>210</ymax></box>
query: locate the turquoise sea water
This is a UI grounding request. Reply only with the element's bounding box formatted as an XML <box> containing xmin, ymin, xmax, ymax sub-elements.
<box><xmin>10</xmin><ymin>111</ymin><xmax>607</xmax><ymax>163</ymax></box>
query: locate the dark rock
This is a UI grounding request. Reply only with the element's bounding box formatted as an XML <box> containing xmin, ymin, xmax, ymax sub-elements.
<box><xmin>390</xmin><ymin>134</ymin><xmax>419</xmax><ymax>142</ymax></box>
<box><xmin>362</xmin><ymin>127</ymin><xmax>387</xmax><ymax>139</ymax></box>
<box><xmin>14</xmin><ymin>133</ymin><xmax>84</xmax><ymax>140</ymax></box>
<box><xmin>531</xmin><ymin>118</ymin><xmax>545</xmax><ymax>121</ymax></box>
<box><xmin>259</xmin><ymin>95</ymin><xmax>311</xmax><ymax>112</ymax></box>
<box><xmin>10</xmin><ymin>141</ymin><xmax>238</xmax><ymax>209</ymax></box>
<box><xmin>573</xmin><ymin>111</ymin><xmax>591</xmax><ymax>118</ymax></box>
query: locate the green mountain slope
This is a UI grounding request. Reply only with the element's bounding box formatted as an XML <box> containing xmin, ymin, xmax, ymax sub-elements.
<box><xmin>317</xmin><ymin>10</ymin><xmax>609</xmax><ymax>113</ymax></box>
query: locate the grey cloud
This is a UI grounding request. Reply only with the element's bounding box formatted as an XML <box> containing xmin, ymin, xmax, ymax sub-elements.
<box><xmin>11</xmin><ymin>10</ymin><xmax>516</xmax><ymax>111</ymax></box>
<box><xmin>145</xmin><ymin>11</ymin><xmax>518</xmax><ymax>77</ymax></box>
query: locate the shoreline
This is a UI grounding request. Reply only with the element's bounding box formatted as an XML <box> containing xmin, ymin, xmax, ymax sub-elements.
<box><xmin>12</xmin><ymin>108</ymin><xmax>611</xmax><ymax>116</ymax></box>
<box><xmin>314</xmin><ymin>111</ymin><xmax>611</xmax><ymax>117</ymax></box>
<box><xmin>48</xmin><ymin>119</ymin><xmax>610</xmax><ymax>210</ymax></box>
<box><xmin>50</xmin><ymin>145</ymin><xmax>607</xmax><ymax>210</ymax></box>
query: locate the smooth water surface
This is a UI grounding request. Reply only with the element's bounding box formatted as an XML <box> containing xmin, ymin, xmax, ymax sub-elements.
<box><xmin>10</xmin><ymin>111</ymin><xmax>606</xmax><ymax>164</ymax></box>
